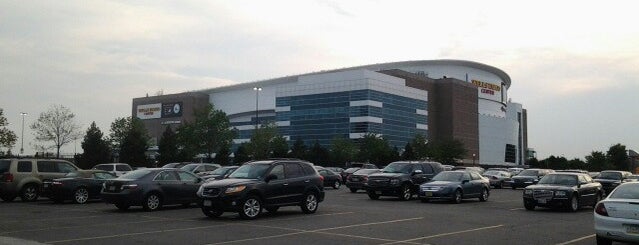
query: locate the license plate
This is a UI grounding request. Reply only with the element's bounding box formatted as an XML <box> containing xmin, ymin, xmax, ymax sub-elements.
<box><xmin>351</xmin><ymin>177</ymin><xmax>359</xmax><ymax>181</ymax></box>
<box><xmin>625</xmin><ymin>224</ymin><xmax>639</xmax><ymax>234</ymax></box>
<box><xmin>203</xmin><ymin>200</ymin><xmax>212</xmax><ymax>207</ymax></box>
<box><xmin>43</xmin><ymin>183</ymin><xmax>49</xmax><ymax>188</ymax></box>
<box><xmin>109</xmin><ymin>186</ymin><xmax>115</xmax><ymax>191</ymax></box>
<box><xmin>537</xmin><ymin>199</ymin><xmax>547</xmax><ymax>204</ymax></box>
<box><xmin>424</xmin><ymin>192</ymin><xmax>433</xmax><ymax>197</ymax></box>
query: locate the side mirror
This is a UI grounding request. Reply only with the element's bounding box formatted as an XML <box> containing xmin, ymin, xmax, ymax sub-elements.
<box><xmin>265</xmin><ymin>174</ymin><xmax>278</xmax><ymax>182</ymax></box>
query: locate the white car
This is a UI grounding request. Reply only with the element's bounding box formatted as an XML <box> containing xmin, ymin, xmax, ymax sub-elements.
<box><xmin>92</xmin><ymin>163</ymin><xmax>133</xmax><ymax>177</ymax></box>
<box><xmin>594</xmin><ymin>182</ymin><xmax>639</xmax><ymax>245</ymax></box>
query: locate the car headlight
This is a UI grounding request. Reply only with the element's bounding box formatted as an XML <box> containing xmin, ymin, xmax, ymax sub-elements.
<box><xmin>524</xmin><ymin>189</ymin><xmax>533</xmax><ymax>195</ymax></box>
<box><xmin>197</xmin><ymin>185</ymin><xmax>204</xmax><ymax>197</ymax></box>
<box><xmin>225</xmin><ymin>185</ymin><xmax>246</xmax><ymax>194</ymax></box>
<box><xmin>390</xmin><ymin>179</ymin><xmax>400</xmax><ymax>185</ymax></box>
<box><xmin>554</xmin><ymin>191</ymin><xmax>567</xmax><ymax>197</ymax></box>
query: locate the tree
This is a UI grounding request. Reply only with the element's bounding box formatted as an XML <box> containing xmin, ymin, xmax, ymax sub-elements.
<box><xmin>270</xmin><ymin>136</ymin><xmax>289</xmax><ymax>158</ymax></box>
<box><xmin>0</xmin><ymin>108</ymin><xmax>17</xmax><ymax>151</ymax></box>
<box><xmin>30</xmin><ymin>105</ymin><xmax>81</xmax><ymax>158</ymax></box>
<box><xmin>178</xmin><ymin>104</ymin><xmax>235</xmax><ymax>162</ymax></box>
<box><xmin>585</xmin><ymin>151</ymin><xmax>609</xmax><ymax>171</ymax></box>
<box><xmin>307</xmin><ymin>140</ymin><xmax>329</xmax><ymax>165</ymax></box>
<box><xmin>158</xmin><ymin>126</ymin><xmax>180</xmax><ymax>165</ymax></box>
<box><xmin>214</xmin><ymin>143</ymin><xmax>231</xmax><ymax>165</ymax></box>
<box><xmin>430</xmin><ymin>139</ymin><xmax>467</xmax><ymax>165</ymax></box>
<box><xmin>110</xmin><ymin>117</ymin><xmax>149</xmax><ymax>167</ymax></box>
<box><xmin>356</xmin><ymin>133</ymin><xmax>394</xmax><ymax>166</ymax></box>
<box><xmin>401</xmin><ymin>142</ymin><xmax>415</xmax><ymax>160</ymax></box>
<box><xmin>330</xmin><ymin>137</ymin><xmax>358</xmax><ymax>167</ymax></box>
<box><xmin>79</xmin><ymin>122</ymin><xmax>111</xmax><ymax>169</ymax></box>
<box><xmin>245</xmin><ymin>123</ymin><xmax>279</xmax><ymax>160</ymax></box>
<box><xmin>290</xmin><ymin>138</ymin><xmax>307</xmax><ymax>159</ymax></box>
<box><xmin>607</xmin><ymin>143</ymin><xmax>629</xmax><ymax>171</ymax></box>
<box><xmin>233</xmin><ymin>144</ymin><xmax>250</xmax><ymax>164</ymax></box>
<box><xmin>411</xmin><ymin>134</ymin><xmax>430</xmax><ymax>160</ymax></box>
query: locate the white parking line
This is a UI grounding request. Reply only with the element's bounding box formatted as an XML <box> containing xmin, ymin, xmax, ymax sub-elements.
<box><xmin>0</xmin><ymin>215</ymin><xmax>102</xmax><ymax>223</ymax></box>
<box><xmin>509</xmin><ymin>208</ymin><xmax>525</xmax><ymax>211</ymax></box>
<box><xmin>0</xmin><ymin>218</ymin><xmax>172</xmax><ymax>235</ymax></box>
<box><xmin>555</xmin><ymin>234</ymin><xmax>595</xmax><ymax>245</ymax></box>
<box><xmin>381</xmin><ymin>224</ymin><xmax>504</xmax><ymax>244</ymax></box>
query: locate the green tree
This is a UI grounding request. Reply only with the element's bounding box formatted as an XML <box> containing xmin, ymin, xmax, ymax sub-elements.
<box><xmin>290</xmin><ymin>138</ymin><xmax>307</xmax><ymax>159</ymax></box>
<box><xmin>330</xmin><ymin>137</ymin><xmax>358</xmax><ymax>167</ymax></box>
<box><xmin>233</xmin><ymin>143</ymin><xmax>250</xmax><ymax>164</ymax></box>
<box><xmin>607</xmin><ymin>143</ymin><xmax>629</xmax><ymax>171</ymax></box>
<box><xmin>411</xmin><ymin>134</ymin><xmax>430</xmax><ymax>160</ymax></box>
<box><xmin>178</xmin><ymin>104</ymin><xmax>235</xmax><ymax>162</ymax></box>
<box><xmin>79</xmin><ymin>122</ymin><xmax>111</xmax><ymax>169</ymax></box>
<box><xmin>246</xmin><ymin>123</ymin><xmax>279</xmax><ymax>160</ymax></box>
<box><xmin>0</xmin><ymin>108</ymin><xmax>17</xmax><ymax>151</ymax></box>
<box><xmin>270</xmin><ymin>136</ymin><xmax>289</xmax><ymax>158</ymax></box>
<box><xmin>110</xmin><ymin>117</ymin><xmax>149</xmax><ymax>167</ymax></box>
<box><xmin>430</xmin><ymin>139</ymin><xmax>467</xmax><ymax>165</ymax></box>
<box><xmin>30</xmin><ymin>105</ymin><xmax>82</xmax><ymax>158</ymax></box>
<box><xmin>401</xmin><ymin>142</ymin><xmax>415</xmax><ymax>160</ymax></box>
<box><xmin>214</xmin><ymin>143</ymin><xmax>231</xmax><ymax>165</ymax></box>
<box><xmin>158</xmin><ymin>126</ymin><xmax>180</xmax><ymax>165</ymax></box>
<box><xmin>356</xmin><ymin>133</ymin><xmax>394</xmax><ymax>166</ymax></box>
<box><xmin>585</xmin><ymin>151</ymin><xmax>609</xmax><ymax>171</ymax></box>
<box><xmin>307</xmin><ymin>140</ymin><xmax>329</xmax><ymax>165</ymax></box>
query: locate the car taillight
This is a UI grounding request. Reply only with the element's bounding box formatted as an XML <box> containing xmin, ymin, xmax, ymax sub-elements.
<box><xmin>319</xmin><ymin>175</ymin><xmax>324</xmax><ymax>182</ymax></box>
<box><xmin>3</xmin><ymin>173</ymin><xmax>13</xmax><ymax>182</ymax></box>
<box><xmin>595</xmin><ymin>203</ymin><xmax>608</xmax><ymax>216</ymax></box>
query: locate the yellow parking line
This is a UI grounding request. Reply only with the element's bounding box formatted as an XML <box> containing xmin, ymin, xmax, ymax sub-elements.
<box><xmin>381</xmin><ymin>224</ymin><xmax>504</xmax><ymax>244</ymax></box>
<box><xmin>555</xmin><ymin>234</ymin><xmax>595</xmax><ymax>245</ymax></box>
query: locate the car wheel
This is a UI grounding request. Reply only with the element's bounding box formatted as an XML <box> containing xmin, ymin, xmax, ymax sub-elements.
<box><xmin>73</xmin><ymin>187</ymin><xmax>89</xmax><ymax>204</ymax></box>
<box><xmin>367</xmin><ymin>191</ymin><xmax>379</xmax><ymax>200</ymax></box>
<box><xmin>568</xmin><ymin>195</ymin><xmax>579</xmax><ymax>212</ymax></box>
<box><xmin>202</xmin><ymin>207</ymin><xmax>223</xmax><ymax>218</ymax></box>
<box><xmin>142</xmin><ymin>193</ymin><xmax>162</xmax><ymax>211</ymax></box>
<box><xmin>595</xmin><ymin>235</ymin><xmax>612</xmax><ymax>245</ymax></box>
<box><xmin>452</xmin><ymin>189</ymin><xmax>462</xmax><ymax>204</ymax></box>
<box><xmin>479</xmin><ymin>188</ymin><xmax>489</xmax><ymax>202</ymax></box>
<box><xmin>301</xmin><ymin>192</ymin><xmax>319</xmax><ymax>214</ymax></box>
<box><xmin>0</xmin><ymin>194</ymin><xmax>16</xmax><ymax>202</ymax></box>
<box><xmin>333</xmin><ymin>181</ymin><xmax>341</xmax><ymax>189</ymax></box>
<box><xmin>398</xmin><ymin>184</ymin><xmax>412</xmax><ymax>201</ymax></box>
<box><xmin>115</xmin><ymin>203</ymin><xmax>130</xmax><ymax>210</ymax></box>
<box><xmin>524</xmin><ymin>201</ymin><xmax>535</xmax><ymax>211</ymax></box>
<box><xmin>239</xmin><ymin>196</ymin><xmax>262</xmax><ymax>219</ymax></box>
<box><xmin>265</xmin><ymin>207</ymin><xmax>279</xmax><ymax>213</ymax></box>
<box><xmin>20</xmin><ymin>184</ymin><xmax>39</xmax><ymax>202</ymax></box>
<box><xmin>349</xmin><ymin>188</ymin><xmax>358</xmax><ymax>193</ymax></box>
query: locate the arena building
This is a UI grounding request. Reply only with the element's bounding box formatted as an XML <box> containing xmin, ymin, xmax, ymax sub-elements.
<box><xmin>132</xmin><ymin>60</ymin><xmax>529</xmax><ymax>166</ymax></box>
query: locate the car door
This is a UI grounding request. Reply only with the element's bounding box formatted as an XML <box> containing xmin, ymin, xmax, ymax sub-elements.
<box><xmin>469</xmin><ymin>172</ymin><xmax>484</xmax><ymax>196</ymax></box>
<box><xmin>176</xmin><ymin>170</ymin><xmax>202</xmax><ymax>202</ymax></box>
<box><xmin>90</xmin><ymin>172</ymin><xmax>116</xmax><ymax>197</ymax></box>
<box><xmin>263</xmin><ymin>164</ymin><xmax>287</xmax><ymax>205</ymax></box>
<box><xmin>283</xmin><ymin>162</ymin><xmax>307</xmax><ymax>203</ymax></box>
<box><xmin>579</xmin><ymin>175</ymin><xmax>598</xmax><ymax>205</ymax></box>
<box><xmin>153</xmin><ymin>170</ymin><xmax>181</xmax><ymax>204</ymax></box>
<box><xmin>460</xmin><ymin>172</ymin><xmax>474</xmax><ymax>196</ymax></box>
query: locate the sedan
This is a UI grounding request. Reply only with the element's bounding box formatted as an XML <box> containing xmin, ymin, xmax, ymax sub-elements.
<box><xmin>101</xmin><ymin>168</ymin><xmax>203</xmax><ymax>211</ymax></box>
<box><xmin>482</xmin><ymin>170</ymin><xmax>512</xmax><ymax>189</ymax></box>
<box><xmin>418</xmin><ymin>170</ymin><xmax>490</xmax><ymax>204</ymax></box>
<box><xmin>594</xmin><ymin>182</ymin><xmax>639</xmax><ymax>245</ymax></box>
<box><xmin>42</xmin><ymin>170</ymin><xmax>117</xmax><ymax>204</ymax></box>
<box><xmin>315</xmin><ymin>166</ymin><xmax>342</xmax><ymax>189</ymax></box>
<box><xmin>523</xmin><ymin>173</ymin><xmax>603</xmax><ymax>212</ymax></box>
<box><xmin>346</xmin><ymin>169</ymin><xmax>380</xmax><ymax>193</ymax></box>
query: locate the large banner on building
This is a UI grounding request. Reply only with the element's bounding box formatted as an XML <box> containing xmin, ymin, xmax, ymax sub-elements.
<box><xmin>136</xmin><ymin>103</ymin><xmax>162</xmax><ymax>119</ymax></box>
<box><xmin>162</xmin><ymin>102</ymin><xmax>183</xmax><ymax>118</ymax></box>
<box><xmin>471</xmin><ymin>79</ymin><xmax>503</xmax><ymax>102</ymax></box>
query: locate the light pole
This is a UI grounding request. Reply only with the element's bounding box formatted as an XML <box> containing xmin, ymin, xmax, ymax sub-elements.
<box><xmin>20</xmin><ymin>112</ymin><xmax>27</xmax><ymax>155</ymax></box>
<box><xmin>253</xmin><ymin>87</ymin><xmax>262</xmax><ymax>130</ymax></box>
<box><xmin>472</xmin><ymin>153</ymin><xmax>476</xmax><ymax>166</ymax></box>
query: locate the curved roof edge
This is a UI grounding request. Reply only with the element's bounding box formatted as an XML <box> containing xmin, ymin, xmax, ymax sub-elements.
<box><xmin>198</xmin><ymin>59</ymin><xmax>511</xmax><ymax>93</ymax></box>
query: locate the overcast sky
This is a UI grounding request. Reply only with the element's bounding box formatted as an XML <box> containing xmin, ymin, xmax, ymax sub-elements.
<box><xmin>1</xmin><ymin>0</ymin><xmax>638</xmax><ymax>160</ymax></box>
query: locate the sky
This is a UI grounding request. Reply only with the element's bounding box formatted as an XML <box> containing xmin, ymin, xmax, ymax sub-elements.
<box><xmin>1</xmin><ymin>0</ymin><xmax>638</xmax><ymax>160</ymax></box>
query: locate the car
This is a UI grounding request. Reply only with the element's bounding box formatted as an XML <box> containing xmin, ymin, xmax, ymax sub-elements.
<box><xmin>197</xmin><ymin>159</ymin><xmax>325</xmax><ymax>219</ymax></box>
<box><xmin>340</xmin><ymin>167</ymin><xmax>361</xmax><ymax>184</ymax></box>
<box><xmin>201</xmin><ymin>166</ymin><xmax>239</xmax><ymax>181</ymax></box>
<box><xmin>41</xmin><ymin>170</ymin><xmax>117</xmax><ymax>204</ymax></box>
<box><xmin>161</xmin><ymin>162</ymin><xmax>191</xmax><ymax>168</ymax></box>
<box><xmin>345</xmin><ymin>169</ymin><xmax>380</xmax><ymax>193</ymax></box>
<box><xmin>442</xmin><ymin>165</ymin><xmax>454</xmax><ymax>171</ymax></box>
<box><xmin>418</xmin><ymin>170</ymin><xmax>491</xmax><ymax>203</ymax></box>
<box><xmin>508</xmin><ymin>168</ymin><xmax>554</xmax><ymax>189</ymax></box>
<box><xmin>486</xmin><ymin>168</ymin><xmax>509</xmax><ymax>172</ymax></box>
<box><xmin>365</xmin><ymin>161</ymin><xmax>444</xmax><ymax>201</ymax></box>
<box><xmin>594</xmin><ymin>182</ymin><xmax>639</xmax><ymax>245</ymax></box>
<box><xmin>180</xmin><ymin>163</ymin><xmax>221</xmax><ymax>176</ymax></box>
<box><xmin>92</xmin><ymin>163</ymin><xmax>133</xmax><ymax>177</ymax></box>
<box><xmin>315</xmin><ymin>166</ymin><xmax>342</xmax><ymax>189</ymax></box>
<box><xmin>452</xmin><ymin>166</ymin><xmax>485</xmax><ymax>174</ymax></box>
<box><xmin>556</xmin><ymin>169</ymin><xmax>589</xmax><ymax>174</ymax></box>
<box><xmin>324</xmin><ymin>167</ymin><xmax>344</xmax><ymax>174</ymax></box>
<box><xmin>348</xmin><ymin>163</ymin><xmax>378</xmax><ymax>169</ymax></box>
<box><xmin>588</xmin><ymin>172</ymin><xmax>601</xmax><ymax>178</ymax></box>
<box><xmin>482</xmin><ymin>170</ymin><xmax>513</xmax><ymax>189</ymax></box>
<box><xmin>508</xmin><ymin>167</ymin><xmax>525</xmax><ymax>175</ymax></box>
<box><xmin>593</xmin><ymin>170</ymin><xmax>635</xmax><ymax>195</ymax></box>
<box><xmin>0</xmin><ymin>158</ymin><xmax>79</xmax><ymax>202</ymax></box>
<box><xmin>101</xmin><ymin>168</ymin><xmax>203</xmax><ymax>211</ymax></box>
<box><xmin>627</xmin><ymin>175</ymin><xmax>639</xmax><ymax>181</ymax></box>
<box><xmin>523</xmin><ymin>172</ymin><xmax>603</xmax><ymax>212</ymax></box>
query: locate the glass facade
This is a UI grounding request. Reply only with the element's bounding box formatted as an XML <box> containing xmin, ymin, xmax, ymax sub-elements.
<box><xmin>276</xmin><ymin>89</ymin><xmax>427</xmax><ymax>148</ymax></box>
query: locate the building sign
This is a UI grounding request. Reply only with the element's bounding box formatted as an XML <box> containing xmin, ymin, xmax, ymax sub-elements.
<box><xmin>472</xmin><ymin>80</ymin><xmax>501</xmax><ymax>92</ymax></box>
<box><xmin>136</xmin><ymin>103</ymin><xmax>162</xmax><ymax>119</ymax></box>
<box><xmin>161</xmin><ymin>120</ymin><xmax>182</xmax><ymax>125</ymax></box>
<box><xmin>162</xmin><ymin>102</ymin><xmax>183</xmax><ymax>118</ymax></box>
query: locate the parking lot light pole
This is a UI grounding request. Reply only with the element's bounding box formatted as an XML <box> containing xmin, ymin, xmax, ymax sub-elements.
<box><xmin>253</xmin><ymin>87</ymin><xmax>262</xmax><ymax>130</ymax></box>
<box><xmin>20</xmin><ymin>112</ymin><xmax>27</xmax><ymax>155</ymax></box>
<box><xmin>472</xmin><ymin>153</ymin><xmax>476</xmax><ymax>166</ymax></box>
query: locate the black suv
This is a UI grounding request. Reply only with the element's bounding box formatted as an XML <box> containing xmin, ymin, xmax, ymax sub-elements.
<box><xmin>365</xmin><ymin>161</ymin><xmax>444</xmax><ymax>201</ymax></box>
<box><xmin>197</xmin><ymin>160</ymin><xmax>325</xmax><ymax>219</ymax></box>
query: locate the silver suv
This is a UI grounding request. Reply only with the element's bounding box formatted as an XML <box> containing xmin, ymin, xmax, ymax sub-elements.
<box><xmin>92</xmin><ymin>163</ymin><xmax>133</xmax><ymax>177</ymax></box>
<box><xmin>0</xmin><ymin>158</ymin><xmax>79</xmax><ymax>202</ymax></box>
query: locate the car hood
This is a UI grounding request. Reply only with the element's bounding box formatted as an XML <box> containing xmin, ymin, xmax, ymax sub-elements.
<box><xmin>369</xmin><ymin>173</ymin><xmax>406</xmax><ymax>178</ymax></box>
<box><xmin>202</xmin><ymin>178</ymin><xmax>259</xmax><ymax>188</ymax></box>
<box><xmin>525</xmin><ymin>184</ymin><xmax>575</xmax><ymax>191</ymax></box>
<box><xmin>421</xmin><ymin>180</ymin><xmax>460</xmax><ymax>187</ymax></box>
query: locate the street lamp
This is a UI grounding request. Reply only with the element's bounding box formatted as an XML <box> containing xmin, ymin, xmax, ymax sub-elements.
<box><xmin>472</xmin><ymin>153</ymin><xmax>476</xmax><ymax>166</ymax></box>
<box><xmin>253</xmin><ymin>87</ymin><xmax>262</xmax><ymax>130</ymax></box>
<box><xmin>20</xmin><ymin>112</ymin><xmax>27</xmax><ymax>155</ymax></box>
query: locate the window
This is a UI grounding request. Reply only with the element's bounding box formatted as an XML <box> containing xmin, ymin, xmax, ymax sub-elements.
<box><xmin>155</xmin><ymin>171</ymin><xmax>178</xmax><ymax>181</ymax></box>
<box><xmin>37</xmin><ymin>161</ymin><xmax>57</xmax><ymax>172</ymax></box>
<box><xmin>462</xmin><ymin>173</ymin><xmax>471</xmax><ymax>181</ymax></box>
<box><xmin>93</xmin><ymin>172</ymin><xmax>115</xmax><ymax>179</ymax></box>
<box><xmin>300</xmin><ymin>163</ymin><xmax>316</xmax><ymax>176</ymax></box>
<box><xmin>17</xmin><ymin>161</ymin><xmax>32</xmax><ymax>172</ymax></box>
<box><xmin>422</xmin><ymin>164</ymin><xmax>434</xmax><ymax>174</ymax></box>
<box><xmin>178</xmin><ymin>171</ymin><xmax>199</xmax><ymax>182</ymax></box>
<box><xmin>94</xmin><ymin>165</ymin><xmax>113</xmax><ymax>171</ymax></box>
<box><xmin>204</xmin><ymin>165</ymin><xmax>217</xmax><ymax>171</ymax></box>
<box><xmin>285</xmin><ymin>163</ymin><xmax>304</xmax><ymax>178</ymax></box>
<box><xmin>57</xmin><ymin>163</ymin><xmax>76</xmax><ymax>173</ymax></box>
<box><xmin>269</xmin><ymin>165</ymin><xmax>285</xmax><ymax>180</ymax></box>
<box><xmin>470</xmin><ymin>172</ymin><xmax>483</xmax><ymax>180</ymax></box>
<box><xmin>115</xmin><ymin>165</ymin><xmax>132</xmax><ymax>171</ymax></box>
<box><xmin>578</xmin><ymin>175</ymin><xmax>588</xmax><ymax>184</ymax></box>
<box><xmin>505</xmin><ymin>144</ymin><xmax>517</xmax><ymax>163</ymax></box>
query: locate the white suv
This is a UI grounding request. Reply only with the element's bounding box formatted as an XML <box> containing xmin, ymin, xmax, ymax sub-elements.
<box><xmin>92</xmin><ymin>163</ymin><xmax>133</xmax><ymax>177</ymax></box>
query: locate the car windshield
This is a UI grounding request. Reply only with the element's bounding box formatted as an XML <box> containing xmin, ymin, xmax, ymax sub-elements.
<box><xmin>181</xmin><ymin>164</ymin><xmax>199</xmax><ymax>172</ymax></box>
<box><xmin>382</xmin><ymin>163</ymin><xmax>412</xmax><ymax>174</ymax></box>
<box><xmin>432</xmin><ymin>172</ymin><xmax>464</xmax><ymax>181</ymax></box>
<box><xmin>538</xmin><ymin>174</ymin><xmax>577</xmax><ymax>186</ymax></box>
<box><xmin>210</xmin><ymin>167</ymin><xmax>231</xmax><ymax>175</ymax></box>
<box><xmin>483</xmin><ymin>171</ymin><xmax>502</xmax><ymax>176</ymax></box>
<box><xmin>597</xmin><ymin>172</ymin><xmax>622</xmax><ymax>180</ymax></box>
<box><xmin>228</xmin><ymin>164</ymin><xmax>270</xmax><ymax>179</ymax></box>
<box><xmin>119</xmin><ymin>169</ymin><xmax>152</xmax><ymax>180</ymax></box>
<box><xmin>609</xmin><ymin>184</ymin><xmax>639</xmax><ymax>199</ymax></box>
<box><xmin>518</xmin><ymin>170</ymin><xmax>539</xmax><ymax>176</ymax></box>
<box><xmin>65</xmin><ymin>172</ymin><xmax>80</xmax><ymax>177</ymax></box>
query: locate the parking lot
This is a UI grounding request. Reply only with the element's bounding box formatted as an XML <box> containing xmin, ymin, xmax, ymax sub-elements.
<box><xmin>0</xmin><ymin>188</ymin><xmax>602</xmax><ymax>245</ymax></box>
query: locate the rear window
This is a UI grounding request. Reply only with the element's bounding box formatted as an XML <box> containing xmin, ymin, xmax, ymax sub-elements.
<box><xmin>0</xmin><ymin>160</ymin><xmax>10</xmax><ymax>173</ymax></box>
<box><xmin>609</xmin><ymin>184</ymin><xmax>639</xmax><ymax>199</ymax></box>
<box><xmin>115</xmin><ymin>165</ymin><xmax>132</xmax><ymax>171</ymax></box>
<box><xmin>119</xmin><ymin>169</ymin><xmax>152</xmax><ymax>180</ymax></box>
<box><xmin>17</xmin><ymin>161</ymin><xmax>32</xmax><ymax>172</ymax></box>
